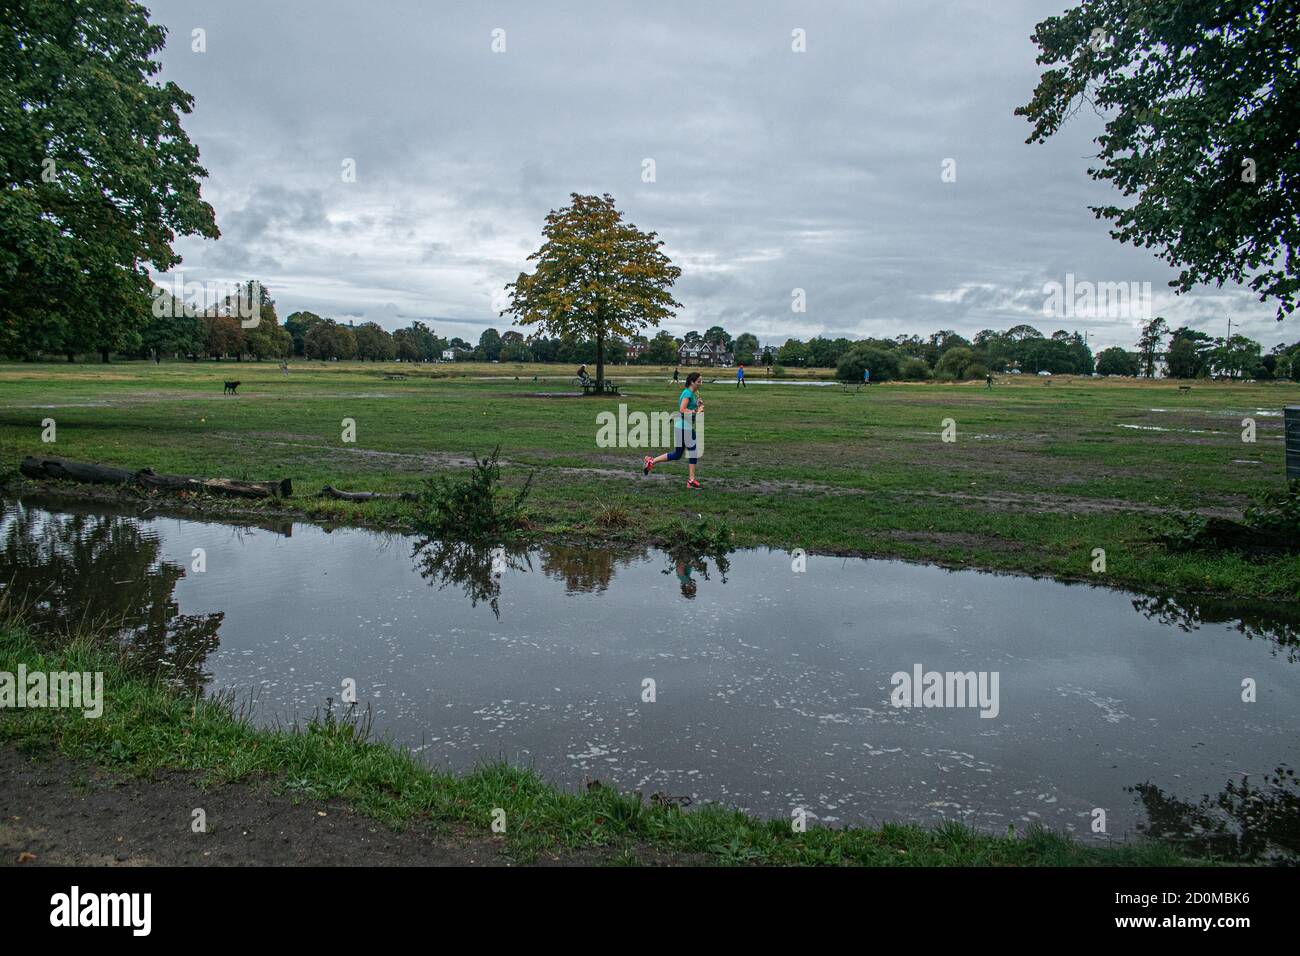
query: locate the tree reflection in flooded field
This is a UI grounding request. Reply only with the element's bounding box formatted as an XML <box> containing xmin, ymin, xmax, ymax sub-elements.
<box><xmin>0</xmin><ymin>503</ymin><xmax>223</xmax><ymax>691</ymax></box>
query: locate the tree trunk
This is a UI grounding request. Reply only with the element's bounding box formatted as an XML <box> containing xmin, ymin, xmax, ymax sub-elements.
<box><xmin>66</xmin><ymin>352</ymin><xmax>75</xmax><ymax>363</ymax></box>
<box><xmin>596</xmin><ymin>328</ymin><xmax>606</xmax><ymax>393</ymax></box>
<box><xmin>100</xmin><ymin>349</ymin><xmax>110</xmax><ymax>364</ymax></box>
<box><xmin>20</xmin><ymin>456</ymin><xmax>292</xmax><ymax>500</ymax></box>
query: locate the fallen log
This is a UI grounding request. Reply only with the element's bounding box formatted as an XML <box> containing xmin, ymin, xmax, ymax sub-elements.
<box><xmin>18</xmin><ymin>457</ymin><xmax>135</xmax><ymax>486</ymax></box>
<box><xmin>318</xmin><ymin>484</ymin><xmax>419</xmax><ymax>502</ymax></box>
<box><xmin>20</xmin><ymin>456</ymin><xmax>292</xmax><ymax>500</ymax></box>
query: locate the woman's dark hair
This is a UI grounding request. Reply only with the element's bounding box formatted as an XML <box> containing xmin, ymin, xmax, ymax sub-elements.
<box><xmin>685</xmin><ymin>371</ymin><xmax>702</xmax><ymax>387</ymax></box>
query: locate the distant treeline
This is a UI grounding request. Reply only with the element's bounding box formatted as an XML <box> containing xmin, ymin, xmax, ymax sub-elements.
<box><xmin>8</xmin><ymin>283</ymin><xmax>1298</xmax><ymax>382</ymax></box>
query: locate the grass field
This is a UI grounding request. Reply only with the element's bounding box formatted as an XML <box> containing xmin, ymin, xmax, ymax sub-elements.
<box><xmin>1</xmin><ymin>359</ymin><xmax>1298</xmax><ymax>600</ymax></box>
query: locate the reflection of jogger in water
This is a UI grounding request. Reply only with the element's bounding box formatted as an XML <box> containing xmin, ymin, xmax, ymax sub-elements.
<box><xmin>675</xmin><ymin>559</ymin><xmax>697</xmax><ymax>598</ymax></box>
<box><xmin>643</xmin><ymin>372</ymin><xmax>702</xmax><ymax>488</ymax></box>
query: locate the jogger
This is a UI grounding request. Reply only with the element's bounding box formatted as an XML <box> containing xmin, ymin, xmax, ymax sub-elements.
<box><xmin>644</xmin><ymin>371</ymin><xmax>703</xmax><ymax>488</ymax></box>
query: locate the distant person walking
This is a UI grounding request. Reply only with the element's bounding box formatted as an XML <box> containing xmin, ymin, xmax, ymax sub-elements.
<box><xmin>736</xmin><ymin>364</ymin><xmax>746</xmax><ymax>389</ymax></box>
<box><xmin>673</xmin><ymin>366</ymin><xmax>679</xmax><ymax>383</ymax></box>
<box><xmin>863</xmin><ymin>368</ymin><xmax>870</xmax><ymax>385</ymax></box>
<box><xmin>986</xmin><ymin>372</ymin><xmax>993</xmax><ymax>389</ymax></box>
<box><xmin>643</xmin><ymin>371</ymin><xmax>703</xmax><ymax>489</ymax></box>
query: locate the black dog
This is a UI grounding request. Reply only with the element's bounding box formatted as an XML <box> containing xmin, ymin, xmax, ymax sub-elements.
<box><xmin>223</xmin><ymin>381</ymin><xmax>240</xmax><ymax>394</ymax></box>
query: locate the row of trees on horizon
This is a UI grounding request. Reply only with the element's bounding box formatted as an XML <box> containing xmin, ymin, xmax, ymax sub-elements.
<box><xmin>7</xmin><ymin>282</ymin><xmax>1296</xmax><ymax>383</ymax></box>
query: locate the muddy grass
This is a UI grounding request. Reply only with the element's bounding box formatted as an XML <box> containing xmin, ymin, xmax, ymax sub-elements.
<box><xmin>0</xmin><ymin>744</ymin><xmax>700</xmax><ymax>867</ymax></box>
<box><xmin>190</xmin><ymin>434</ymin><xmax>1256</xmax><ymax>517</ymax></box>
<box><xmin>901</xmin><ymin>489</ymin><xmax>1243</xmax><ymax>519</ymax></box>
<box><xmin>879</xmin><ymin>529</ymin><xmax>1038</xmax><ymax>554</ymax></box>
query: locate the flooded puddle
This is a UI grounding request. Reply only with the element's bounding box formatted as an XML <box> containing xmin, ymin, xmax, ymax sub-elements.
<box><xmin>2</xmin><ymin>497</ymin><xmax>1297</xmax><ymax>854</ymax></box>
<box><xmin>1117</xmin><ymin>424</ymin><xmax>1226</xmax><ymax>435</ymax></box>
<box><xmin>703</xmin><ymin>378</ymin><xmax>838</xmax><ymax>386</ymax></box>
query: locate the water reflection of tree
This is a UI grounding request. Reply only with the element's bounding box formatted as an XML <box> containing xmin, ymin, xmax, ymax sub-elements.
<box><xmin>411</xmin><ymin>538</ymin><xmax>532</xmax><ymax>619</ymax></box>
<box><xmin>1128</xmin><ymin>766</ymin><xmax>1299</xmax><ymax>865</ymax></box>
<box><xmin>539</xmin><ymin>545</ymin><xmax>648</xmax><ymax>594</ymax></box>
<box><xmin>1131</xmin><ymin>594</ymin><xmax>1300</xmax><ymax>663</ymax></box>
<box><xmin>0</xmin><ymin>507</ymin><xmax>223</xmax><ymax>691</ymax></box>
<box><xmin>413</xmin><ymin>533</ymin><xmax>735</xmax><ymax>610</ymax></box>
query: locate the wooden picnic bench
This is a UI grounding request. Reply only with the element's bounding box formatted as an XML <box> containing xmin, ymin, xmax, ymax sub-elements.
<box><xmin>580</xmin><ymin>379</ymin><xmax>619</xmax><ymax>395</ymax></box>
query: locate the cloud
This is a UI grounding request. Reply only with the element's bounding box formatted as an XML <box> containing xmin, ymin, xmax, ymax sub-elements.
<box><xmin>149</xmin><ymin>0</ymin><xmax>1293</xmax><ymax>353</ymax></box>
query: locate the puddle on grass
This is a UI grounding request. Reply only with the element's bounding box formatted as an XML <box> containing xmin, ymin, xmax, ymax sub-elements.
<box><xmin>702</xmin><ymin>378</ymin><xmax>839</xmax><ymax>386</ymax></box>
<box><xmin>1117</xmin><ymin>424</ymin><xmax>1227</xmax><ymax>435</ymax></box>
<box><xmin>1147</xmin><ymin>408</ymin><xmax>1287</xmax><ymax>417</ymax></box>
<box><xmin>2</xmin><ymin>497</ymin><xmax>1297</xmax><ymax>858</ymax></box>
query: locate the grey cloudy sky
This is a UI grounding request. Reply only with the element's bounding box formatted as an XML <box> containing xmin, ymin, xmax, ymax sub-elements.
<box><xmin>147</xmin><ymin>0</ymin><xmax>1290</xmax><ymax>352</ymax></box>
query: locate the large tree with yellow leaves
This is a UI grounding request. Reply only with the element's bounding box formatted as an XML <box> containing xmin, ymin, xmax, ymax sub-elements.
<box><xmin>502</xmin><ymin>193</ymin><xmax>681</xmax><ymax>392</ymax></box>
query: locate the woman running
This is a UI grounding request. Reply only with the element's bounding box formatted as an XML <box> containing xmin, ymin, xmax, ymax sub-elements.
<box><xmin>643</xmin><ymin>371</ymin><xmax>703</xmax><ymax>488</ymax></box>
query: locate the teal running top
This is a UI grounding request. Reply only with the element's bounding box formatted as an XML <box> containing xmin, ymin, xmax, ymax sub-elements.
<box><xmin>676</xmin><ymin>387</ymin><xmax>697</xmax><ymax>429</ymax></box>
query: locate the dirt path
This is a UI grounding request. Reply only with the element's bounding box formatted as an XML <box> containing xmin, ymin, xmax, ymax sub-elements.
<box><xmin>234</xmin><ymin>434</ymin><xmax>1244</xmax><ymax>517</ymax></box>
<box><xmin>0</xmin><ymin>745</ymin><xmax>689</xmax><ymax>867</ymax></box>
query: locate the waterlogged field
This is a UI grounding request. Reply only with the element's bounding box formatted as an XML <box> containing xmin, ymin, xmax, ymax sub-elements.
<box><xmin>3</xmin><ymin>501</ymin><xmax>1297</xmax><ymax>855</ymax></box>
<box><xmin>0</xmin><ymin>360</ymin><xmax>1297</xmax><ymax>599</ymax></box>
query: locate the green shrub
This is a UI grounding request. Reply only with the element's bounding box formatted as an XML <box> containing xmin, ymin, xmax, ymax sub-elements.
<box><xmin>935</xmin><ymin>346</ymin><xmax>976</xmax><ymax>380</ymax></box>
<box><xmin>655</xmin><ymin>516</ymin><xmax>733</xmax><ymax>555</ymax></box>
<box><xmin>413</xmin><ymin>446</ymin><xmax>533</xmax><ymax>540</ymax></box>
<box><xmin>899</xmin><ymin>357</ymin><xmax>932</xmax><ymax>380</ymax></box>
<box><xmin>1156</xmin><ymin>513</ymin><xmax>1209</xmax><ymax>552</ymax></box>
<box><xmin>1244</xmin><ymin>480</ymin><xmax>1300</xmax><ymax>537</ymax></box>
<box><xmin>837</xmin><ymin>347</ymin><xmax>900</xmax><ymax>383</ymax></box>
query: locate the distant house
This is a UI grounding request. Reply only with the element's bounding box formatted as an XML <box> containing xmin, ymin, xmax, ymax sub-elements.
<box><xmin>678</xmin><ymin>342</ymin><xmax>733</xmax><ymax>367</ymax></box>
<box><xmin>624</xmin><ymin>341</ymin><xmax>650</xmax><ymax>363</ymax></box>
<box><xmin>441</xmin><ymin>348</ymin><xmax>468</xmax><ymax>361</ymax></box>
